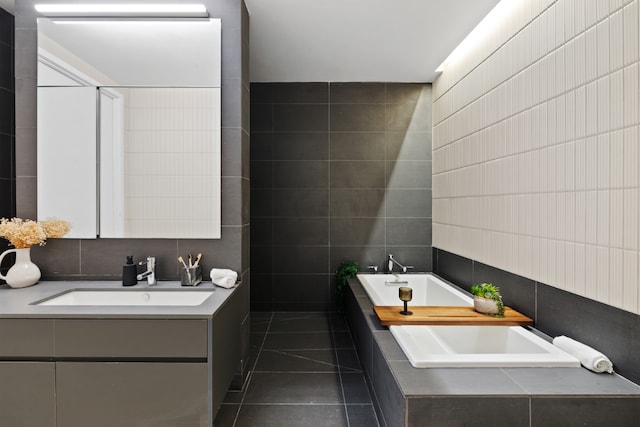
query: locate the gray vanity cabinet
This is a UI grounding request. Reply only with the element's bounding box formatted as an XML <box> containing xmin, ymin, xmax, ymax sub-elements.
<box><xmin>0</xmin><ymin>362</ymin><xmax>56</xmax><ymax>427</ymax></box>
<box><xmin>56</xmin><ymin>362</ymin><xmax>208</xmax><ymax>427</ymax></box>
<box><xmin>0</xmin><ymin>319</ymin><xmax>56</xmax><ymax>426</ymax></box>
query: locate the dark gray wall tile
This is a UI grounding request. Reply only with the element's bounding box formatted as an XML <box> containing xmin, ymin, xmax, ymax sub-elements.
<box><xmin>386</xmin><ymin>218</ymin><xmax>431</xmax><ymax>246</ymax></box>
<box><xmin>473</xmin><ymin>262</ymin><xmax>536</xmax><ymax>319</ymax></box>
<box><xmin>434</xmin><ymin>249</ymin><xmax>473</xmax><ymax>291</ymax></box>
<box><xmin>273</xmin><ymin>246</ymin><xmax>328</xmax><ymax>274</ymax></box>
<box><xmin>386</xmin><ymin>160</ymin><xmax>431</xmax><ymax>189</ymax></box>
<box><xmin>386</xmin><ymin>131</ymin><xmax>432</xmax><ymax>161</ymax></box>
<box><xmin>250</xmin><ymin>132</ymin><xmax>273</xmax><ymax>161</ymax></box>
<box><xmin>385</xmin><ymin>189</ymin><xmax>431</xmax><ymax>218</ymax></box>
<box><xmin>274</xmin><ymin>161</ymin><xmax>328</xmax><ymax>189</ymax></box>
<box><xmin>273</xmin><ymin>132</ymin><xmax>328</xmax><ymax>160</ymax></box>
<box><xmin>251</xmin><ymin>83</ymin><xmax>433</xmax><ymax>311</ymax></box>
<box><xmin>330</xmin><ymin>161</ymin><xmax>385</xmax><ymax>188</ymax></box>
<box><xmin>330</xmin><ymin>218</ymin><xmax>385</xmax><ymax>246</ymax></box>
<box><xmin>330</xmin><ymin>189</ymin><xmax>385</xmax><ymax>218</ymax></box>
<box><xmin>274</xmin><ymin>104</ymin><xmax>328</xmax><ymax>132</ymax></box>
<box><xmin>250</xmin><ymin>103</ymin><xmax>273</xmax><ymax>131</ymax></box>
<box><xmin>274</xmin><ymin>188</ymin><xmax>329</xmax><ymax>217</ymax></box>
<box><xmin>330</xmin><ymin>104</ymin><xmax>385</xmax><ymax>132</ymax></box>
<box><xmin>330</xmin><ymin>83</ymin><xmax>385</xmax><ymax>104</ymax></box>
<box><xmin>536</xmin><ymin>283</ymin><xmax>639</xmax><ymax>384</ymax></box>
<box><xmin>273</xmin><ymin>218</ymin><xmax>329</xmax><ymax>245</ymax></box>
<box><xmin>330</xmin><ymin>132</ymin><xmax>385</xmax><ymax>160</ymax></box>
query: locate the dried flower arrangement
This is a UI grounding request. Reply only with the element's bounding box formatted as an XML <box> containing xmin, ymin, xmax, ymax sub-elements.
<box><xmin>0</xmin><ymin>217</ymin><xmax>70</xmax><ymax>249</ymax></box>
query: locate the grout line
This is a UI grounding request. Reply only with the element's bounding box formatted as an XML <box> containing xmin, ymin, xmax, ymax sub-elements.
<box><xmin>230</xmin><ymin>311</ymin><xmax>274</xmax><ymax>427</ymax></box>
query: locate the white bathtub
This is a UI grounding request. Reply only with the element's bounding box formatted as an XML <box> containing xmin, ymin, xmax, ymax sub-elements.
<box><xmin>357</xmin><ymin>273</ymin><xmax>580</xmax><ymax>368</ymax></box>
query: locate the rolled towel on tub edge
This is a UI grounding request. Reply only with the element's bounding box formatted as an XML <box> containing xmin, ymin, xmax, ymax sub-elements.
<box><xmin>552</xmin><ymin>335</ymin><xmax>613</xmax><ymax>374</ymax></box>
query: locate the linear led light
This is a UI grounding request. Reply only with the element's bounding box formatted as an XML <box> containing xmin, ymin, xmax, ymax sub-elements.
<box><xmin>34</xmin><ymin>4</ymin><xmax>208</xmax><ymax>18</ymax></box>
<box><xmin>435</xmin><ymin>0</ymin><xmax>510</xmax><ymax>74</ymax></box>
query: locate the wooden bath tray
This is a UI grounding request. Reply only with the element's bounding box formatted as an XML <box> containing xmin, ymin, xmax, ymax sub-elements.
<box><xmin>373</xmin><ymin>305</ymin><xmax>533</xmax><ymax>326</ymax></box>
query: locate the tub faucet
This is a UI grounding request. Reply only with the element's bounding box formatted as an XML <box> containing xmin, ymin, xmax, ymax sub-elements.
<box><xmin>387</xmin><ymin>254</ymin><xmax>413</xmax><ymax>273</ymax></box>
<box><xmin>137</xmin><ymin>256</ymin><xmax>157</xmax><ymax>286</ymax></box>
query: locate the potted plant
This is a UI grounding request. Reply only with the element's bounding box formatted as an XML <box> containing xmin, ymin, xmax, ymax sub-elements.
<box><xmin>470</xmin><ymin>283</ymin><xmax>505</xmax><ymax>317</ymax></box>
<box><xmin>335</xmin><ymin>260</ymin><xmax>359</xmax><ymax>313</ymax></box>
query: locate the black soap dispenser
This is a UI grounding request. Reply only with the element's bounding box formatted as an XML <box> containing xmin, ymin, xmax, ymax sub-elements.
<box><xmin>122</xmin><ymin>255</ymin><xmax>138</xmax><ymax>286</ymax></box>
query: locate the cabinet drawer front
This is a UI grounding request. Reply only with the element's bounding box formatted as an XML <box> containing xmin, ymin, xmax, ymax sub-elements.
<box><xmin>0</xmin><ymin>319</ymin><xmax>54</xmax><ymax>357</ymax></box>
<box><xmin>55</xmin><ymin>319</ymin><xmax>207</xmax><ymax>358</ymax></box>
<box><xmin>56</xmin><ymin>362</ymin><xmax>208</xmax><ymax>427</ymax></box>
<box><xmin>0</xmin><ymin>362</ymin><xmax>56</xmax><ymax>426</ymax></box>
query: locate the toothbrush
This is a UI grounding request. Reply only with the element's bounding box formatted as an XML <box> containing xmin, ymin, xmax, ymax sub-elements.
<box><xmin>188</xmin><ymin>254</ymin><xmax>193</xmax><ymax>268</ymax></box>
<box><xmin>178</xmin><ymin>256</ymin><xmax>189</xmax><ymax>270</ymax></box>
<box><xmin>193</xmin><ymin>253</ymin><xmax>202</xmax><ymax>267</ymax></box>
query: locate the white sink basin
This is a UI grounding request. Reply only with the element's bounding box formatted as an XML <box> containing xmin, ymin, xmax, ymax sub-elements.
<box><xmin>36</xmin><ymin>290</ymin><xmax>215</xmax><ymax>306</ymax></box>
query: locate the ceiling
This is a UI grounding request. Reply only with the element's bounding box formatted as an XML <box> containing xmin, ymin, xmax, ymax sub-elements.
<box><xmin>0</xmin><ymin>0</ymin><xmax>13</xmax><ymax>14</ymax></box>
<box><xmin>1</xmin><ymin>0</ymin><xmax>502</xmax><ymax>83</ymax></box>
<box><xmin>244</xmin><ymin>0</ymin><xmax>501</xmax><ymax>82</ymax></box>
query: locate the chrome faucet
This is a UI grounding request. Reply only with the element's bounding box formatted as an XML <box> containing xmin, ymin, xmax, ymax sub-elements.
<box><xmin>137</xmin><ymin>256</ymin><xmax>157</xmax><ymax>286</ymax></box>
<box><xmin>387</xmin><ymin>254</ymin><xmax>413</xmax><ymax>273</ymax></box>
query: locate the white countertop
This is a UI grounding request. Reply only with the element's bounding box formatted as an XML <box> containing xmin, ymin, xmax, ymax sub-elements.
<box><xmin>0</xmin><ymin>280</ymin><xmax>236</xmax><ymax>319</ymax></box>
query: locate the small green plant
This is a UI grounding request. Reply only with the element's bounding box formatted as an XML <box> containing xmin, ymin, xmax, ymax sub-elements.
<box><xmin>335</xmin><ymin>260</ymin><xmax>359</xmax><ymax>313</ymax></box>
<box><xmin>470</xmin><ymin>283</ymin><xmax>505</xmax><ymax>317</ymax></box>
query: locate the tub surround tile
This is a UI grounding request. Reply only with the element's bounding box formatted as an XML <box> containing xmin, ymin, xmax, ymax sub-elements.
<box><xmin>407</xmin><ymin>397</ymin><xmax>529</xmax><ymax>427</ymax></box>
<box><xmin>347</xmin><ymin>275</ymin><xmax>640</xmax><ymax>427</ymax></box>
<box><xmin>503</xmin><ymin>368</ymin><xmax>640</xmax><ymax>395</ymax></box>
<box><xmin>391</xmin><ymin>363</ymin><xmax>528</xmax><ymax>397</ymax></box>
<box><xmin>530</xmin><ymin>397</ymin><xmax>640</xmax><ymax>427</ymax></box>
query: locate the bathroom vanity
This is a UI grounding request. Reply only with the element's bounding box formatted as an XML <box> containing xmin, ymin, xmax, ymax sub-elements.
<box><xmin>0</xmin><ymin>281</ymin><xmax>244</xmax><ymax>426</ymax></box>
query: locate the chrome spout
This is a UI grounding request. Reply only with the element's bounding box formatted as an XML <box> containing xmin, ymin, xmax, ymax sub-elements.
<box><xmin>137</xmin><ymin>256</ymin><xmax>157</xmax><ymax>286</ymax></box>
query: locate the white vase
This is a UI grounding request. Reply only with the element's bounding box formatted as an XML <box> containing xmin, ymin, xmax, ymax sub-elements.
<box><xmin>0</xmin><ymin>248</ymin><xmax>41</xmax><ymax>288</ymax></box>
<box><xmin>473</xmin><ymin>296</ymin><xmax>499</xmax><ymax>314</ymax></box>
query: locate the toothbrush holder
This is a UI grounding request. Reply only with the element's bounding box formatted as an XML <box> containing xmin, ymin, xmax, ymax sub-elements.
<box><xmin>181</xmin><ymin>266</ymin><xmax>202</xmax><ymax>287</ymax></box>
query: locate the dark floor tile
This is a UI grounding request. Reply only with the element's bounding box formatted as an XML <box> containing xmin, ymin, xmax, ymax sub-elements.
<box><xmin>244</xmin><ymin>372</ymin><xmax>343</xmax><ymax>404</ymax></box>
<box><xmin>250</xmin><ymin>333</ymin><xmax>266</xmax><ymax>350</ymax></box>
<box><xmin>234</xmin><ymin>404</ymin><xmax>347</xmax><ymax>427</ymax></box>
<box><xmin>268</xmin><ymin>316</ymin><xmax>332</xmax><ymax>332</ymax></box>
<box><xmin>329</xmin><ymin>314</ymin><xmax>349</xmax><ymax>332</ymax></box>
<box><xmin>223</xmin><ymin>390</ymin><xmax>244</xmax><ymax>404</ymax></box>
<box><xmin>342</xmin><ymin>373</ymin><xmax>372</xmax><ymax>404</ymax></box>
<box><xmin>255</xmin><ymin>349</ymin><xmax>339</xmax><ymax>372</ymax></box>
<box><xmin>347</xmin><ymin>404</ymin><xmax>380</xmax><ymax>427</ymax></box>
<box><xmin>333</xmin><ymin>331</ymin><xmax>356</xmax><ymax>349</ymax></box>
<box><xmin>337</xmin><ymin>349</ymin><xmax>363</xmax><ymax>372</ymax></box>
<box><xmin>263</xmin><ymin>331</ymin><xmax>334</xmax><ymax>350</ymax></box>
<box><xmin>214</xmin><ymin>404</ymin><xmax>239</xmax><ymax>427</ymax></box>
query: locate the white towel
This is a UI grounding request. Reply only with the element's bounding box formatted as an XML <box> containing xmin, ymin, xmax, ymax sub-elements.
<box><xmin>552</xmin><ymin>335</ymin><xmax>614</xmax><ymax>373</ymax></box>
<box><xmin>210</xmin><ymin>268</ymin><xmax>238</xmax><ymax>288</ymax></box>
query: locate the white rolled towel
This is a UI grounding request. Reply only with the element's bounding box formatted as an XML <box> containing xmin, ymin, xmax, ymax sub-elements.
<box><xmin>210</xmin><ymin>268</ymin><xmax>238</xmax><ymax>288</ymax></box>
<box><xmin>552</xmin><ymin>335</ymin><xmax>613</xmax><ymax>373</ymax></box>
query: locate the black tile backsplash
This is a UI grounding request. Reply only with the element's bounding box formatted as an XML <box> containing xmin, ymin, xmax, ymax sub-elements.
<box><xmin>434</xmin><ymin>247</ymin><xmax>640</xmax><ymax>386</ymax></box>
<box><xmin>251</xmin><ymin>82</ymin><xmax>433</xmax><ymax>311</ymax></box>
<box><xmin>0</xmin><ymin>6</ymin><xmax>15</xmax><ymax>277</ymax></box>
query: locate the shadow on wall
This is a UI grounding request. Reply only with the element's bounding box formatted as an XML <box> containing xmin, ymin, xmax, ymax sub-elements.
<box><xmin>249</xmin><ymin>82</ymin><xmax>433</xmax><ymax>311</ymax></box>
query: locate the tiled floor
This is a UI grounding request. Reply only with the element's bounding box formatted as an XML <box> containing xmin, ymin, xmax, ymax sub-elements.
<box><xmin>215</xmin><ymin>312</ymin><xmax>380</xmax><ymax>427</ymax></box>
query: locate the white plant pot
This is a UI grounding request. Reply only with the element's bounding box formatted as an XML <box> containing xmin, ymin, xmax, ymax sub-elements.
<box><xmin>473</xmin><ymin>296</ymin><xmax>499</xmax><ymax>315</ymax></box>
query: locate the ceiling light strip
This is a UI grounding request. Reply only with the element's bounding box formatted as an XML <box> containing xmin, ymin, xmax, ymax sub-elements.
<box><xmin>34</xmin><ymin>4</ymin><xmax>208</xmax><ymax>18</ymax></box>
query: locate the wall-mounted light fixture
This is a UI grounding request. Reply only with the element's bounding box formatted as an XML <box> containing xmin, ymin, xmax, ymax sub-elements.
<box><xmin>34</xmin><ymin>3</ymin><xmax>208</xmax><ymax>18</ymax></box>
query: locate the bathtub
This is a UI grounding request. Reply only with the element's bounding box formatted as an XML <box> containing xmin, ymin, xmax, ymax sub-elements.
<box><xmin>357</xmin><ymin>273</ymin><xmax>580</xmax><ymax>368</ymax></box>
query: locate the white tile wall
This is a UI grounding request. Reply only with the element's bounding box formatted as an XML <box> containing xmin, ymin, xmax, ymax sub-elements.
<box><xmin>123</xmin><ymin>88</ymin><xmax>221</xmax><ymax>238</ymax></box>
<box><xmin>433</xmin><ymin>0</ymin><xmax>640</xmax><ymax>314</ymax></box>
